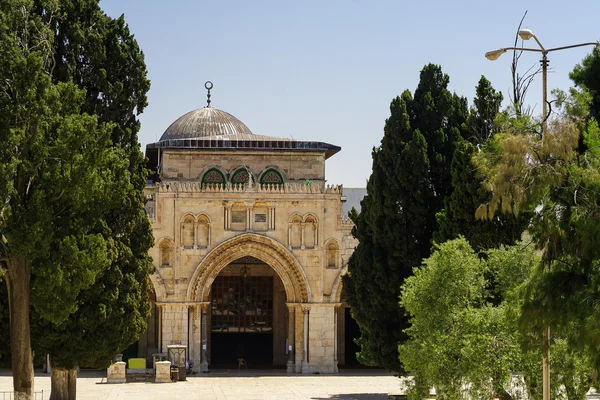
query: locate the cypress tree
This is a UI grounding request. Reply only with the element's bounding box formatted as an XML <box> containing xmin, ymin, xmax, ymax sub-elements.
<box><xmin>344</xmin><ymin>64</ymin><xmax>467</xmax><ymax>370</ymax></box>
<box><xmin>434</xmin><ymin>76</ymin><xmax>527</xmax><ymax>253</ymax></box>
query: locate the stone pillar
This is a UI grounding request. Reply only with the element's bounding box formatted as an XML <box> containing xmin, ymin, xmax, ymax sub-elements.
<box><xmin>294</xmin><ymin>304</ymin><xmax>304</xmax><ymax>373</ymax></box>
<box><xmin>246</xmin><ymin>207</ymin><xmax>253</xmax><ymax>231</ymax></box>
<box><xmin>286</xmin><ymin>303</ymin><xmax>296</xmax><ymax>373</ymax></box>
<box><xmin>333</xmin><ymin>303</ymin><xmax>341</xmax><ymax>373</ymax></box>
<box><xmin>301</xmin><ymin>305</ymin><xmax>310</xmax><ymax>374</ymax></box>
<box><xmin>107</xmin><ymin>362</ymin><xmax>126</xmax><ymax>384</ymax></box>
<box><xmin>200</xmin><ymin>302</ymin><xmax>210</xmax><ymax>372</ymax></box>
<box><xmin>158</xmin><ymin>303</ymin><xmax>189</xmax><ymax>351</ymax></box>
<box><xmin>155</xmin><ymin>361</ymin><xmax>171</xmax><ymax>383</ymax></box>
<box><xmin>193</xmin><ymin>221</ymin><xmax>198</xmax><ymax>249</ymax></box>
<box><xmin>301</xmin><ymin>223</ymin><xmax>306</xmax><ymax>250</ymax></box>
<box><xmin>189</xmin><ymin>305</ymin><xmax>201</xmax><ymax>370</ymax></box>
<box><xmin>307</xmin><ymin>303</ymin><xmax>337</xmax><ymax>373</ymax></box>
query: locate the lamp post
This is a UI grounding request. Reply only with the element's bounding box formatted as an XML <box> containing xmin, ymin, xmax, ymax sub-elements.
<box><xmin>486</xmin><ymin>30</ymin><xmax>599</xmax><ymax>400</ymax></box>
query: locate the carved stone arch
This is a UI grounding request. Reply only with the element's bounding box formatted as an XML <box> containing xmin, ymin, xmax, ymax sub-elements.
<box><xmin>288</xmin><ymin>214</ymin><xmax>303</xmax><ymax>249</ymax></box>
<box><xmin>186</xmin><ymin>233</ymin><xmax>311</xmax><ymax>303</ymax></box>
<box><xmin>330</xmin><ymin>264</ymin><xmax>348</xmax><ymax>303</ymax></box>
<box><xmin>157</xmin><ymin>237</ymin><xmax>175</xmax><ymax>267</ymax></box>
<box><xmin>150</xmin><ymin>272</ymin><xmax>169</xmax><ymax>302</ymax></box>
<box><xmin>302</xmin><ymin>213</ymin><xmax>318</xmax><ymax>223</ymax></box>
<box><xmin>229</xmin><ymin>165</ymin><xmax>254</xmax><ymax>184</ymax></box>
<box><xmin>258</xmin><ymin>166</ymin><xmax>285</xmax><ymax>185</ymax></box>
<box><xmin>180</xmin><ymin>212</ymin><xmax>197</xmax><ymax>223</ymax></box>
<box><xmin>198</xmin><ymin>165</ymin><xmax>227</xmax><ymax>183</ymax></box>
<box><xmin>302</xmin><ymin>213</ymin><xmax>318</xmax><ymax>249</ymax></box>
<box><xmin>257</xmin><ymin>165</ymin><xmax>287</xmax><ymax>181</ymax></box>
<box><xmin>324</xmin><ymin>238</ymin><xmax>342</xmax><ymax>269</ymax></box>
<box><xmin>196</xmin><ymin>213</ymin><xmax>211</xmax><ymax>248</ymax></box>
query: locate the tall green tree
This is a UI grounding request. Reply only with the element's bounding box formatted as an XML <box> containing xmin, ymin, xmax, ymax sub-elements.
<box><xmin>475</xmin><ymin>52</ymin><xmax>600</xmax><ymax>392</ymax></box>
<box><xmin>434</xmin><ymin>76</ymin><xmax>527</xmax><ymax>253</ymax></box>
<box><xmin>343</xmin><ymin>64</ymin><xmax>467</xmax><ymax>371</ymax></box>
<box><xmin>0</xmin><ymin>1</ymin><xmax>153</xmax><ymax>398</ymax></box>
<box><xmin>0</xmin><ymin>1</ymin><xmax>122</xmax><ymax>396</ymax></box>
<box><xmin>31</xmin><ymin>1</ymin><xmax>153</xmax><ymax>398</ymax></box>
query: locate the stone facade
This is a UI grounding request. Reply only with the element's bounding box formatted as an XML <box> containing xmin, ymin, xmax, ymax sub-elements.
<box><xmin>141</xmin><ymin>102</ymin><xmax>357</xmax><ymax>374</ymax></box>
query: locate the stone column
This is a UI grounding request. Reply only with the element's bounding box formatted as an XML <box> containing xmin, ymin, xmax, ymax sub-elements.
<box><xmin>333</xmin><ymin>303</ymin><xmax>342</xmax><ymax>373</ymax></box>
<box><xmin>286</xmin><ymin>303</ymin><xmax>296</xmax><ymax>373</ymax></box>
<box><xmin>294</xmin><ymin>304</ymin><xmax>304</xmax><ymax>373</ymax></box>
<box><xmin>200</xmin><ymin>302</ymin><xmax>210</xmax><ymax>372</ymax></box>
<box><xmin>301</xmin><ymin>223</ymin><xmax>306</xmax><ymax>250</ymax></box>
<box><xmin>301</xmin><ymin>305</ymin><xmax>310</xmax><ymax>374</ymax></box>
<box><xmin>246</xmin><ymin>207</ymin><xmax>253</xmax><ymax>231</ymax></box>
<box><xmin>193</xmin><ymin>221</ymin><xmax>198</xmax><ymax>249</ymax></box>
<box><xmin>189</xmin><ymin>305</ymin><xmax>201</xmax><ymax>370</ymax></box>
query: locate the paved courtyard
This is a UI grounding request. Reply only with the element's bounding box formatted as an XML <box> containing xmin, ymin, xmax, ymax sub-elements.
<box><xmin>0</xmin><ymin>369</ymin><xmax>403</xmax><ymax>400</ymax></box>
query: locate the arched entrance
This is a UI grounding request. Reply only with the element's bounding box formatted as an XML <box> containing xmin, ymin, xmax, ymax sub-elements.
<box><xmin>210</xmin><ymin>257</ymin><xmax>286</xmax><ymax>367</ymax></box>
<box><xmin>187</xmin><ymin>233</ymin><xmax>311</xmax><ymax>372</ymax></box>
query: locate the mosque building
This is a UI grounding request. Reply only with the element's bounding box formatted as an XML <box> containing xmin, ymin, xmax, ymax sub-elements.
<box><xmin>139</xmin><ymin>83</ymin><xmax>361</xmax><ymax>373</ymax></box>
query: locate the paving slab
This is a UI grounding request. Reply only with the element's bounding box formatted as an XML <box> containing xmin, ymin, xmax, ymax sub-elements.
<box><xmin>0</xmin><ymin>369</ymin><xmax>403</xmax><ymax>400</ymax></box>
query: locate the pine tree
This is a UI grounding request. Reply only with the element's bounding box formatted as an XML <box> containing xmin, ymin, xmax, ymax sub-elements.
<box><xmin>344</xmin><ymin>64</ymin><xmax>467</xmax><ymax>371</ymax></box>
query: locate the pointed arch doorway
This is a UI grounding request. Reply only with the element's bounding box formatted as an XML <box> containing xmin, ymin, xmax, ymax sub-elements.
<box><xmin>186</xmin><ymin>233</ymin><xmax>311</xmax><ymax>372</ymax></box>
<box><xmin>210</xmin><ymin>257</ymin><xmax>285</xmax><ymax>367</ymax></box>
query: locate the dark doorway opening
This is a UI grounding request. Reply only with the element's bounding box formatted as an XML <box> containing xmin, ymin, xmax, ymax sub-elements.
<box><xmin>344</xmin><ymin>307</ymin><xmax>362</xmax><ymax>366</ymax></box>
<box><xmin>210</xmin><ymin>274</ymin><xmax>274</xmax><ymax>368</ymax></box>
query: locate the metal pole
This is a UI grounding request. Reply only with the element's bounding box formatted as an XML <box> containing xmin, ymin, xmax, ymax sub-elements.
<box><xmin>541</xmin><ymin>51</ymin><xmax>550</xmax><ymax>400</ymax></box>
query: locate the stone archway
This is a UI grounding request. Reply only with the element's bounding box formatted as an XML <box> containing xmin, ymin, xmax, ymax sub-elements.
<box><xmin>186</xmin><ymin>233</ymin><xmax>311</xmax><ymax>372</ymax></box>
<box><xmin>187</xmin><ymin>233</ymin><xmax>311</xmax><ymax>304</ymax></box>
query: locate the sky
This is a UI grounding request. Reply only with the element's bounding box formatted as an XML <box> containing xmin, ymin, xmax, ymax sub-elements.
<box><xmin>100</xmin><ymin>0</ymin><xmax>600</xmax><ymax>187</ymax></box>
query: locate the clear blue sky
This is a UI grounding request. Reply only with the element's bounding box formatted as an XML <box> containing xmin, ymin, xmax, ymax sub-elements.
<box><xmin>100</xmin><ymin>0</ymin><xmax>600</xmax><ymax>187</ymax></box>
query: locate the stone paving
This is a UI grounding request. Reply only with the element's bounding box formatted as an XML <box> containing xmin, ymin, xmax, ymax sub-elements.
<box><xmin>0</xmin><ymin>369</ymin><xmax>403</xmax><ymax>400</ymax></box>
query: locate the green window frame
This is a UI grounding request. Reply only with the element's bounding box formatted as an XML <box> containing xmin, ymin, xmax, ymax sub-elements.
<box><xmin>201</xmin><ymin>168</ymin><xmax>226</xmax><ymax>184</ymax></box>
<box><xmin>259</xmin><ymin>168</ymin><xmax>284</xmax><ymax>185</ymax></box>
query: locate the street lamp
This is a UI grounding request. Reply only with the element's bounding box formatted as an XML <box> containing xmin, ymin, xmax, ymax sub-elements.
<box><xmin>486</xmin><ymin>30</ymin><xmax>599</xmax><ymax>400</ymax></box>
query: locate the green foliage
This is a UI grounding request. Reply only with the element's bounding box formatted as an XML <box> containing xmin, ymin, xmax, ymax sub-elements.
<box><xmin>344</xmin><ymin>64</ymin><xmax>467</xmax><ymax>371</ymax></box>
<box><xmin>435</xmin><ymin>77</ymin><xmax>528</xmax><ymax>253</ymax></box>
<box><xmin>0</xmin><ymin>0</ymin><xmax>153</xmax><ymax>372</ymax></box>
<box><xmin>29</xmin><ymin>0</ymin><xmax>154</xmax><ymax>370</ymax></box>
<box><xmin>401</xmin><ymin>238</ymin><xmax>593</xmax><ymax>400</ymax></box>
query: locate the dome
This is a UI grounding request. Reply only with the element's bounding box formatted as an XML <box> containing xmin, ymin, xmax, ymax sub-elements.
<box><xmin>160</xmin><ymin>107</ymin><xmax>253</xmax><ymax>141</ymax></box>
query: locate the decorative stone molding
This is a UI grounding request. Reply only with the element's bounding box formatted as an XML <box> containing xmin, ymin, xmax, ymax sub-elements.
<box><xmin>157</xmin><ymin>182</ymin><xmax>342</xmax><ymax>195</ymax></box>
<box><xmin>186</xmin><ymin>233</ymin><xmax>312</xmax><ymax>303</ymax></box>
<box><xmin>329</xmin><ymin>265</ymin><xmax>348</xmax><ymax>304</ymax></box>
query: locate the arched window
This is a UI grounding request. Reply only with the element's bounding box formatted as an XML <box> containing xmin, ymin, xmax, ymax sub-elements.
<box><xmin>181</xmin><ymin>215</ymin><xmax>195</xmax><ymax>248</ymax></box>
<box><xmin>197</xmin><ymin>215</ymin><xmax>210</xmax><ymax>248</ymax></box>
<box><xmin>202</xmin><ymin>168</ymin><xmax>225</xmax><ymax>185</ymax></box>
<box><xmin>289</xmin><ymin>216</ymin><xmax>302</xmax><ymax>249</ymax></box>
<box><xmin>326</xmin><ymin>241</ymin><xmax>340</xmax><ymax>268</ymax></box>
<box><xmin>303</xmin><ymin>215</ymin><xmax>317</xmax><ymax>249</ymax></box>
<box><xmin>259</xmin><ymin>168</ymin><xmax>284</xmax><ymax>185</ymax></box>
<box><xmin>159</xmin><ymin>239</ymin><xmax>175</xmax><ymax>267</ymax></box>
<box><xmin>231</xmin><ymin>168</ymin><xmax>253</xmax><ymax>185</ymax></box>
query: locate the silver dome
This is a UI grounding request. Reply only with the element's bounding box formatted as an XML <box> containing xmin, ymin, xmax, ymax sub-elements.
<box><xmin>160</xmin><ymin>107</ymin><xmax>253</xmax><ymax>141</ymax></box>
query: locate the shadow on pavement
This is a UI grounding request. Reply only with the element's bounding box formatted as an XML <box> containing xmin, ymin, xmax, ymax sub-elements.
<box><xmin>311</xmin><ymin>394</ymin><xmax>390</xmax><ymax>400</ymax></box>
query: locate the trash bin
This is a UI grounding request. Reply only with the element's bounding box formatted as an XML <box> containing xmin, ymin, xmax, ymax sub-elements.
<box><xmin>170</xmin><ymin>367</ymin><xmax>179</xmax><ymax>382</ymax></box>
<box><xmin>178</xmin><ymin>365</ymin><xmax>186</xmax><ymax>381</ymax></box>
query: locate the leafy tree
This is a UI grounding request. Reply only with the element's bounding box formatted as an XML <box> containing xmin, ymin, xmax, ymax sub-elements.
<box><xmin>33</xmin><ymin>1</ymin><xmax>152</xmax><ymax>398</ymax></box>
<box><xmin>0</xmin><ymin>1</ymin><xmax>152</xmax><ymax>398</ymax></box>
<box><xmin>400</xmin><ymin>238</ymin><xmax>593</xmax><ymax>400</ymax></box>
<box><xmin>0</xmin><ymin>1</ymin><xmax>122</xmax><ymax>396</ymax></box>
<box><xmin>434</xmin><ymin>76</ymin><xmax>527</xmax><ymax>254</ymax></box>
<box><xmin>474</xmin><ymin>52</ymin><xmax>600</xmax><ymax>395</ymax></box>
<box><xmin>344</xmin><ymin>64</ymin><xmax>467</xmax><ymax>371</ymax></box>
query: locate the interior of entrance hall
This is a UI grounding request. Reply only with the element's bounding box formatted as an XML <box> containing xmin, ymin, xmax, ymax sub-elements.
<box><xmin>209</xmin><ymin>256</ymin><xmax>285</xmax><ymax>367</ymax></box>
